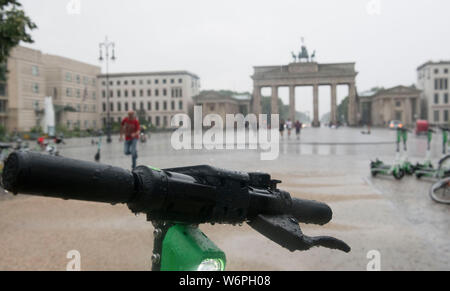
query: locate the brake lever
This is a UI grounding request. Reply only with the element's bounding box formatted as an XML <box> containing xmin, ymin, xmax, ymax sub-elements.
<box><xmin>248</xmin><ymin>214</ymin><xmax>351</xmax><ymax>253</ymax></box>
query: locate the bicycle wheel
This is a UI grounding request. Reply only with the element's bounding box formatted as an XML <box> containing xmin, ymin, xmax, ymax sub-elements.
<box><xmin>393</xmin><ymin>168</ymin><xmax>405</xmax><ymax>180</ymax></box>
<box><xmin>429</xmin><ymin>178</ymin><xmax>450</xmax><ymax>204</ymax></box>
<box><xmin>438</xmin><ymin>155</ymin><xmax>450</xmax><ymax>178</ymax></box>
<box><xmin>405</xmin><ymin>164</ymin><xmax>415</xmax><ymax>175</ymax></box>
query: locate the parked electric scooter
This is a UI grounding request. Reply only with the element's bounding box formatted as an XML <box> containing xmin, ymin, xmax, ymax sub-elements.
<box><xmin>414</xmin><ymin>128</ymin><xmax>436</xmax><ymax>173</ymax></box>
<box><xmin>90</xmin><ymin>130</ymin><xmax>103</xmax><ymax>162</ymax></box>
<box><xmin>371</xmin><ymin>128</ymin><xmax>406</xmax><ymax>180</ymax></box>
<box><xmin>415</xmin><ymin>127</ymin><xmax>450</xmax><ymax>179</ymax></box>
<box><xmin>94</xmin><ymin>135</ymin><xmax>102</xmax><ymax>162</ymax></box>
<box><xmin>398</xmin><ymin>128</ymin><xmax>415</xmax><ymax>175</ymax></box>
<box><xmin>425</xmin><ymin>127</ymin><xmax>450</xmax><ymax>204</ymax></box>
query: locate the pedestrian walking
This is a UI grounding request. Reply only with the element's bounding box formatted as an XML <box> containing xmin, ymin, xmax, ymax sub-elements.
<box><xmin>295</xmin><ymin>120</ymin><xmax>302</xmax><ymax>140</ymax></box>
<box><xmin>286</xmin><ymin>119</ymin><xmax>293</xmax><ymax>138</ymax></box>
<box><xmin>279</xmin><ymin>119</ymin><xmax>285</xmax><ymax>137</ymax></box>
<box><xmin>120</xmin><ymin>111</ymin><xmax>140</xmax><ymax>170</ymax></box>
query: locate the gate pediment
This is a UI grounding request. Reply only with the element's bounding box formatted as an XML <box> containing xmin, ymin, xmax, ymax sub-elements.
<box><xmin>288</xmin><ymin>62</ymin><xmax>319</xmax><ymax>74</ymax></box>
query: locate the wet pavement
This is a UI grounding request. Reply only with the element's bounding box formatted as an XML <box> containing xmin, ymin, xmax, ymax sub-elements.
<box><xmin>0</xmin><ymin>127</ymin><xmax>448</xmax><ymax>270</ymax></box>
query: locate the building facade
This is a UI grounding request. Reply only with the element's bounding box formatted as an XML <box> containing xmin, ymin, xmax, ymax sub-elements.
<box><xmin>42</xmin><ymin>54</ymin><xmax>100</xmax><ymax>131</ymax></box>
<box><xmin>252</xmin><ymin>62</ymin><xmax>358</xmax><ymax>127</ymax></box>
<box><xmin>2</xmin><ymin>46</ymin><xmax>101</xmax><ymax>132</ymax></box>
<box><xmin>417</xmin><ymin>61</ymin><xmax>450</xmax><ymax>125</ymax></box>
<box><xmin>2</xmin><ymin>46</ymin><xmax>47</xmax><ymax>131</ymax></box>
<box><xmin>194</xmin><ymin>91</ymin><xmax>251</xmax><ymax>121</ymax></box>
<box><xmin>359</xmin><ymin>86</ymin><xmax>421</xmax><ymax>127</ymax></box>
<box><xmin>98</xmin><ymin>71</ymin><xmax>200</xmax><ymax>128</ymax></box>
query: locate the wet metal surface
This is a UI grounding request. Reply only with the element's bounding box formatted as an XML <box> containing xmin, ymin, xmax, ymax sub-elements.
<box><xmin>0</xmin><ymin>127</ymin><xmax>448</xmax><ymax>270</ymax></box>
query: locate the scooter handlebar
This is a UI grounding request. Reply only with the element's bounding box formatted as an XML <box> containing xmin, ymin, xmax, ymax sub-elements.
<box><xmin>2</xmin><ymin>151</ymin><xmax>136</xmax><ymax>204</ymax></box>
<box><xmin>290</xmin><ymin>198</ymin><xmax>332</xmax><ymax>225</ymax></box>
<box><xmin>3</xmin><ymin>152</ymin><xmax>332</xmax><ymax>226</ymax></box>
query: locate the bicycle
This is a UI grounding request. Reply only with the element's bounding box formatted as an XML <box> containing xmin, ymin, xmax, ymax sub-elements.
<box><xmin>1</xmin><ymin>151</ymin><xmax>351</xmax><ymax>271</ymax></box>
<box><xmin>429</xmin><ymin>178</ymin><xmax>450</xmax><ymax>204</ymax></box>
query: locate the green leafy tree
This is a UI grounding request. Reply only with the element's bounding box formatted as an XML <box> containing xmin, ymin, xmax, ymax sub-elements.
<box><xmin>337</xmin><ymin>96</ymin><xmax>349</xmax><ymax>123</ymax></box>
<box><xmin>54</xmin><ymin>104</ymin><xmax>76</xmax><ymax>126</ymax></box>
<box><xmin>0</xmin><ymin>0</ymin><xmax>37</xmax><ymax>79</ymax></box>
<box><xmin>0</xmin><ymin>62</ymin><xmax>6</xmax><ymax>81</ymax></box>
<box><xmin>261</xmin><ymin>96</ymin><xmax>287</xmax><ymax>118</ymax></box>
<box><xmin>261</xmin><ymin>96</ymin><xmax>310</xmax><ymax>122</ymax></box>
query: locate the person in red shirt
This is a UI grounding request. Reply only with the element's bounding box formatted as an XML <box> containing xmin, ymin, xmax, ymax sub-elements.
<box><xmin>37</xmin><ymin>136</ymin><xmax>46</xmax><ymax>151</ymax></box>
<box><xmin>120</xmin><ymin>111</ymin><xmax>140</xmax><ymax>169</ymax></box>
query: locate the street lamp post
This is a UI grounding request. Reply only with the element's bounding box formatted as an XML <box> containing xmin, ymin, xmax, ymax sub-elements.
<box><xmin>99</xmin><ymin>36</ymin><xmax>116</xmax><ymax>143</ymax></box>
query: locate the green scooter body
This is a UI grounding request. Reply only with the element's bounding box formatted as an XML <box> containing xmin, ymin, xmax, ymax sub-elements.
<box><xmin>370</xmin><ymin>129</ymin><xmax>406</xmax><ymax>179</ymax></box>
<box><xmin>415</xmin><ymin>129</ymin><xmax>450</xmax><ymax>179</ymax></box>
<box><xmin>370</xmin><ymin>158</ymin><xmax>404</xmax><ymax>179</ymax></box>
<box><xmin>160</xmin><ymin>224</ymin><xmax>226</xmax><ymax>271</ymax></box>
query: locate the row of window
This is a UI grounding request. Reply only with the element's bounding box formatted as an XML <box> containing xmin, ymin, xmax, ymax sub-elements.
<box><xmin>102</xmin><ymin>78</ymin><xmax>183</xmax><ymax>87</ymax></box>
<box><xmin>65</xmin><ymin>88</ymin><xmax>97</xmax><ymax>99</ymax></box>
<box><xmin>102</xmin><ymin>87</ymin><xmax>183</xmax><ymax>98</ymax></box>
<box><xmin>104</xmin><ymin>115</ymin><xmax>171</xmax><ymax>127</ymax></box>
<box><xmin>0</xmin><ymin>100</ymin><xmax>6</xmax><ymax>113</ymax></box>
<box><xmin>102</xmin><ymin>100</ymin><xmax>183</xmax><ymax>112</ymax></box>
<box><xmin>434</xmin><ymin>92</ymin><xmax>450</xmax><ymax>104</ymax></box>
<box><xmin>32</xmin><ymin>65</ymin><xmax>39</xmax><ymax>77</ymax></box>
<box><xmin>434</xmin><ymin>68</ymin><xmax>449</xmax><ymax>74</ymax></box>
<box><xmin>67</xmin><ymin>119</ymin><xmax>98</xmax><ymax>129</ymax></box>
<box><xmin>31</xmin><ymin>84</ymin><xmax>98</xmax><ymax>100</ymax></box>
<box><xmin>66</xmin><ymin>72</ymin><xmax>96</xmax><ymax>86</ymax></box>
<box><xmin>0</xmin><ymin>84</ymin><xmax>5</xmax><ymax>96</ymax></box>
<box><xmin>434</xmin><ymin>78</ymin><xmax>449</xmax><ymax>90</ymax></box>
<box><xmin>66</xmin><ymin>103</ymin><xmax>97</xmax><ymax>113</ymax></box>
<box><xmin>434</xmin><ymin>110</ymin><xmax>450</xmax><ymax>123</ymax></box>
<box><xmin>418</xmin><ymin>68</ymin><xmax>450</xmax><ymax>80</ymax></box>
<box><xmin>32</xmin><ymin>83</ymin><xmax>40</xmax><ymax>94</ymax></box>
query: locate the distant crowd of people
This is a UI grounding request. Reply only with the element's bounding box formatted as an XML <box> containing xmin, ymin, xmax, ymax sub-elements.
<box><xmin>279</xmin><ymin>119</ymin><xmax>303</xmax><ymax>139</ymax></box>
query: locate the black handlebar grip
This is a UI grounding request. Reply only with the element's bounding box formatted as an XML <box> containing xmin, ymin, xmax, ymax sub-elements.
<box><xmin>2</xmin><ymin>151</ymin><xmax>136</xmax><ymax>204</ymax></box>
<box><xmin>290</xmin><ymin>198</ymin><xmax>332</xmax><ymax>225</ymax></box>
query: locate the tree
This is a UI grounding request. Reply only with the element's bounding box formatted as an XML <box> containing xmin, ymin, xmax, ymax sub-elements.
<box><xmin>261</xmin><ymin>96</ymin><xmax>310</xmax><ymax>122</ymax></box>
<box><xmin>0</xmin><ymin>0</ymin><xmax>37</xmax><ymax>78</ymax></box>
<box><xmin>54</xmin><ymin>104</ymin><xmax>77</xmax><ymax>126</ymax></box>
<box><xmin>261</xmin><ymin>96</ymin><xmax>287</xmax><ymax>119</ymax></box>
<box><xmin>337</xmin><ymin>96</ymin><xmax>349</xmax><ymax>124</ymax></box>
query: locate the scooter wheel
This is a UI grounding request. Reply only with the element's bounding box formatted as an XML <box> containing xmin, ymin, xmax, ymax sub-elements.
<box><xmin>393</xmin><ymin>169</ymin><xmax>405</xmax><ymax>180</ymax></box>
<box><xmin>371</xmin><ymin>171</ymin><xmax>377</xmax><ymax>177</ymax></box>
<box><xmin>406</xmin><ymin>167</ymin><xmax>415</xmax><ymax>175</ymax></box>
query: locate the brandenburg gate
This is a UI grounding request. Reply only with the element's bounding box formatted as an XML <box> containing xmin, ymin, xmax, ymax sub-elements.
<box><xmin>251</xmin><ymin>56</ymin><xmax>358</xmax><ymax>126</ymax></box>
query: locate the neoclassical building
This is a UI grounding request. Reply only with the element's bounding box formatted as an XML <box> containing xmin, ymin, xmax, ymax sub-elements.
<box><xmin>251</xmin><ymin>61</ymin><xmax>358</xmax><ymax>126</ymax></box>
<box><xmin>359</xmin><ymin>86</ymin><xmax>422</xmax><ymax>127</ymax></box>
<box><xmin>98</xmin><ymin>71</ymin><xmax>200</xmax><ymax>128</ymax></box>
<box><xmin>417</xmin><ymin>61</ymin><xmax>450</xmax><ymax>125</ymax></box>
<box><xmin>194</xmin><ymin>91</ymin><xmax>251</xmax><ymax>121</ymax></box>
<box><xmin>2</xmin><ymin>46</ymin><xmax>100</xmax><ymax>132</ymax></box>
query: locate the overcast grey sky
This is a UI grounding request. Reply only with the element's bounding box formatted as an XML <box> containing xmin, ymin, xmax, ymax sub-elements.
<box><xmin>19</xmin><ymin>0</ymin><xmax>450</xmax><ymax>116</ymax></box>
